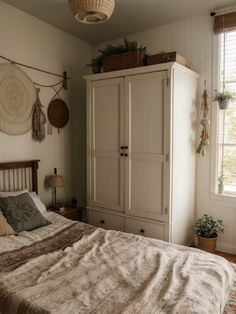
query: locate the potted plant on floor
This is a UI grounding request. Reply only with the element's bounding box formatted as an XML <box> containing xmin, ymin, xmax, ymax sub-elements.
<box><xmin>194</xmin><ymin>214</ymin><xmax>225</xmax><ymax>253</ymax></box>
<box><xmin>213</xmin><ymin>90</ymin><xmax>235</xmax><ymax>110</ymax></box>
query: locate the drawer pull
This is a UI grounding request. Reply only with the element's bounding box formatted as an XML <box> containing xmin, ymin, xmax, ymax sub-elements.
<box><xmin>124</xmin><ymin>153</ymin><xmax>128</xmax><ymax>157</ymax></box>
<box><xmin>100</xmin><ymin>220</ymin><xmax>105</xmax><ymax>224</ymax></box>
<box><xmin>124</xmin><ymin>146</ymin><xmax>128</xmax><ymax>149</ymax></box>
<box><xmin>140</xmin><ymin>229</ymin><xmax>145</xmax><ymax>233</ymax></box>
<box><xmin>120</xmin><ymin>146</ymin><xmax>124</xmax><ymax>149</ymax></box>
<box><xmin>120</xmin><ymin>153</ymin><xmax>124</xmax><ymax>157</ymax></box>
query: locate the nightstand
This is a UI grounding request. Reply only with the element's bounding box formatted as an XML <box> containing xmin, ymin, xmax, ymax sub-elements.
<box><xmin>48</xmin><ymin>207</ymin><xmax>82</xmax><ymax>221</ymax></box>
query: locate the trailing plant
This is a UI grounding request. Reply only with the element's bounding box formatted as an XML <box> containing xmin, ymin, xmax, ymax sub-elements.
<box><xmin>213</xmin><ymin>90</ymin><xmax>235</xmax><ymax>102</ymax></box>
<box><xmin>98</xmin><ymin>38</ymin><xmax>146</xmax><ymax>56</ymax></box>
<box><xmin>87</xmin><ymin>38</ymin><xmax>146</xmax><ymax>73</ymax></box>
<box><xmin>86</xmin><ymin>55</ymin><xmax>104</xmax><ymax>74</ymax></box>
<box><xmin>218</xmin><ymin>175</ymin><xmax>225</xmax><ymax>184</ymax></box>
<box><xmin>194</xmin><ymin>214</ymin><xmax>225</xmax><ymax>238</ymax></box>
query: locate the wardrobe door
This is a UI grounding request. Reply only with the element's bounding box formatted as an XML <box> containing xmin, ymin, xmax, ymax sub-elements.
<box><xmin>125</xmin><ymin>71</ymin><xmax>169</xmax><ymax>222</ymax></box>
<box><xmin>89</xmin><ymin>78</ymin><xmax>125</xmax><ymax>212</ymax></box>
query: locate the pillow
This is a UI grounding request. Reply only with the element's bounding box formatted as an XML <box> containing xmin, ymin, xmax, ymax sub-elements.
<box><xmin>0</xmin><ymin>189</ymin><xmax>28</xmax><ymax>197</ymax></box>
<box><xmin>0</xmin><ymin>210</ymin><xmax>16</xmax><ymax>236</ymax></box>
<box><xmin>0</xmin><ymin>190</ymin><xmax>47</xmax><ymax>214</ymax></box>
<box><xmin>0</xmin><ymin>193</ymin><xmax>51</xmax><ymax>232</ymax></box>
<box><xmin>29</xmin><ymin>192</ymin><xmax>47</xmax><ymax>214</ymax></box>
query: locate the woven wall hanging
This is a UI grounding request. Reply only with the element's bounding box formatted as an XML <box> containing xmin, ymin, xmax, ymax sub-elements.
<box><xmin>0</xmin><ymin>64</ymin><xmax>36</xmax><ymax>135</ymax></box>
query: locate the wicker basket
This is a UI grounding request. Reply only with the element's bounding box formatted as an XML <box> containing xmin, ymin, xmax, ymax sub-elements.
<box><xmin>103</xmin><ymin>52</ymin><xmax>145</xmax><ymax>72</ymax></box>
<box><xmin>197</xmin><ymin>235</ymin><xmax>217</xmax><ymax>253</ymax></box>
<box><xmin>68</xmin><ymin>0</ymin><xmax>115</xmax><ymax>23</ymax></box>
<box><xmin>146</xmin><ymin>51</ymin><xmax>190</xmax><ymax>68</ymax></box>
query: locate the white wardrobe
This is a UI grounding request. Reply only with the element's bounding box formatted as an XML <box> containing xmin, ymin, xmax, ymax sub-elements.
<box><xmin>85</xmin><ymin>62</ymin><xmax>199</xmax><ymax>245</ymax></box>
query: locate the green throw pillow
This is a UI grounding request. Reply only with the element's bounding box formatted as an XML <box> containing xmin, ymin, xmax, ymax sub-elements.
<box><xmin>0</xmin><ymin>193</ymin><xmax>51</xmax><ymax>232</ymax></box>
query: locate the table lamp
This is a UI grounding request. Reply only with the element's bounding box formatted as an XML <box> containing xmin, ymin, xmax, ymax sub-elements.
<box><xmin>48</xmin><ymin>168</ymin><xmax>64</xmax><ymax>208</ymax></box>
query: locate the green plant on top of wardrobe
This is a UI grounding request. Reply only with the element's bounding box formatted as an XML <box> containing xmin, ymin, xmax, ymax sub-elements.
<box><xmin>98</xmin><ymin>38</ymin><xmax>146</xmax><ymax>56</ymax></box>
<box><xmin>87</xmin><ymin>55</ymin><xmax>104</xmax><ymax>74</ymax></box>
<box><xmin>87</xmin><ymin>38</ymin><xmax>147</xmax><ymax>73</ymax></box>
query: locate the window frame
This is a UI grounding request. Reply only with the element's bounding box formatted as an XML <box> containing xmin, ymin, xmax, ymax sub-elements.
<box><xmin>210</xmin><ymin>31</ymin><xmax>236</xmax><ymax>198</ymax></box>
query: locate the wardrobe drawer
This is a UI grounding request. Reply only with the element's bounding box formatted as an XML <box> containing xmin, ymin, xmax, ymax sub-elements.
<box><xmin>125</xmin><ymin>218</ymin><xmax>169</xmax><ymax>241</ymax></box>
<box><xmin>89</xmin><ymin>210</ymin><xmax>124</xmax><ymax>231</ymax></box>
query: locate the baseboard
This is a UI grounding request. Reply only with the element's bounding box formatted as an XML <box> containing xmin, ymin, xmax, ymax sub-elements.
<box><xmin>216</xmin><ymin>242</ymin><xmax>236</xmax><ymax>255</ymax></box>
<box><xmin>193</xmin><ymin>235</ymin><xmax>236</xmax><ymax>255</ymax></box>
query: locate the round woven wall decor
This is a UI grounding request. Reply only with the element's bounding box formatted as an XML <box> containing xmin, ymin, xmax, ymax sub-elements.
<box><xmin>68</xmin><ymin>0</ymin><xmax>115</xmax><ymax>24</ymax></box>
<box><xmin>0</xmin><ymin>64</ymin><xmax>36</xmax><ymax>135</ymax></box>
<box><xmin>47</xmin><ymin>98</ymin><xmax>69</xmax><ymax>129</ymax></box>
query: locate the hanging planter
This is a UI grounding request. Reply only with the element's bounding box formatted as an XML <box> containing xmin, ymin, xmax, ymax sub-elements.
<box><xmin>219</xmin><ymin>99</ymin><xmax>230</xmax><ymax>110</ymax></box>
<box><xmin>213</xmin><ymin>90</ymin><xmax>234</xmax><ymax>110</ymax></box>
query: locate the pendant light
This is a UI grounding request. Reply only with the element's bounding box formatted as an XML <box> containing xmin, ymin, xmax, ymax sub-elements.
<box><xmin>68</xmin><ymin>0</ymin><xmax>115</xmax><ymax>24</ymax></box>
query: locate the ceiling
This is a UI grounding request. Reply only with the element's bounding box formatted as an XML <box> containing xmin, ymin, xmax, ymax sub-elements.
<box><xmin>2</xmin><ymin>0</ymin><xmax>236</xmax><ymax>44</ymax></box>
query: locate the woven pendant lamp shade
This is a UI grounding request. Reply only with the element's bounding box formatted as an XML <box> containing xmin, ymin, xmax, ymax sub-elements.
<box><xmin>68</xmin><ymin>0</ymin><xmax>115</xmax><ymax>24</ymax></box>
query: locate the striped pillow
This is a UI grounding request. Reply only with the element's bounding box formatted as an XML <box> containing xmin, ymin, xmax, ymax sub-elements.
<box><xmin>0</xmin><ymin>210</ymin><xmax>16</xmax><ymax>236</ymax></box>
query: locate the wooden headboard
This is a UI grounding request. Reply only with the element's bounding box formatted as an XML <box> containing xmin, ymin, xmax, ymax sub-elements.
<box><xmin>0</xmin><ymin>160</ymin><xmax>40</xmax><ymax>194</ymax></box>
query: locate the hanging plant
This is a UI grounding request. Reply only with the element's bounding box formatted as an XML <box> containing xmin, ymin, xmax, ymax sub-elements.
<box><xmin>196</xmin><ymin>82</ymin><xmax>210</xmax><ymax>156</ymax></box>
<box><xmin>213</xmin><ymin>90</ymin><xmax>235</xmax><ymax>110</ymax></box>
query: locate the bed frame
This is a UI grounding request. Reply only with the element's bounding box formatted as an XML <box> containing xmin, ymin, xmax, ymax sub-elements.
<box><xmin>0</xmin><ymin>160</ymin><xmax>40</xmax><ymax>194</ymax></box>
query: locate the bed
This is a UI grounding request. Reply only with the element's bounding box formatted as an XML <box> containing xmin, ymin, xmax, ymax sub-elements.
<box><xmin>0</xmin><ymin>160</ymin><xmax>235</xmax><ymax>314</ymax></box>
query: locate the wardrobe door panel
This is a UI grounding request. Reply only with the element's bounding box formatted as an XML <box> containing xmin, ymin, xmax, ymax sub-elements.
<box><xmin>130</xmin><ymin>159</ymin><xmax>163</xmax><ymax>217</ymax></box>
<box><xmin>130</xmin><ymin>78</ymin><xmax>164</xmax><ymax>154</ymax></box>
<box><xmin>90</xmin><ymin>78</ymin><xmax>125</xmax><ymax>212</ymax></box>
<box><xmin>125</xmin><ymin>71</ymin><xmax>169</xmax><ymax>222</ymax></box>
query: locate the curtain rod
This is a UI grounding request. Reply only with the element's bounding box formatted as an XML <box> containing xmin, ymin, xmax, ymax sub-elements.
<box><xmin>0</xmin><ymin>54</ymin><xmax>70</xmax><ymax>90</ymax></box>
<box><xmin>210</xmin><ymin>5</ymin><xmax>236</xmax><ymax>16</ymax></box>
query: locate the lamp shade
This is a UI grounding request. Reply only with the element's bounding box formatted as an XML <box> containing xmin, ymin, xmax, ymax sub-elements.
<box><xmin>48</xmin><ymin>175</ymin><xmax>64</xmax><ymax>188</ymax></box>
<box><xmin>68</xmin><ymin>0</ymin><xmax>115</xmax><ymax>24</ymax></box>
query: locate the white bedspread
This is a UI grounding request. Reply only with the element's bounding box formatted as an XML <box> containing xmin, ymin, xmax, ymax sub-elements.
<box><xmin>0</xmin><ymin>222</ymin><xmax>234</xmax><ymax>314</ymax></box>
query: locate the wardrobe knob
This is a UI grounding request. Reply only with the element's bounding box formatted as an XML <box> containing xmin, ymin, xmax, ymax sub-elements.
<box><xmin>140</xmin><ymin>229</ymin><xmax>145</xmax><ymax>234</ymax></box>
<box><xmin>124</xmin><ymin>146</ymin><xmax>128</xmax><ymax>149</ymax></box>
<box><xmin>100</xmin><ymin>220</ymin><xmax>105</xmax><ymax>224</ymax></box>
<box><xmin>124</xmin><ymin>153</ymin><xmax>128</xmax><ymax>157</ymax></box>
<box><xmin>120</xmin><ymin>153</ymin><xmax>124</xmax><ymax>157</ymax></box>
<box><xmin>120</xmin><ymin>146</ymin><xmax>124</xmax><ymax>149</ymax></box>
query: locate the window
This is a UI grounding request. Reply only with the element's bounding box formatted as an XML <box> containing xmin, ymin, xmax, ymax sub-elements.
<box><xmin>216</xmin><ymin>30</ymin><xmax>236</xmax><ymax>194</ymax></box>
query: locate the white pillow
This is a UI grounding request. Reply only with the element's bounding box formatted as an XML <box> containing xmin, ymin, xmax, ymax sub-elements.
<box><xmin>29</xmin><ymin>192</ymin><xmax>47</xmax><ymax>214</ymax></box>
<box><xmin>0</xmin><ymin>189</ymin><xmax>28</xmax><ymax>197</ymax></box>
<box><xmin>0</xmin><ymin>190</ymin><xmax>47</xmax><ymax>214</ymax></box>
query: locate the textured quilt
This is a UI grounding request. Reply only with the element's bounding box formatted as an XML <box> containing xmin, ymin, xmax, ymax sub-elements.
<box><xmin>0</xmin><ymin>223</ymin><xmax>235</xmax><ymax>314</ymax></box>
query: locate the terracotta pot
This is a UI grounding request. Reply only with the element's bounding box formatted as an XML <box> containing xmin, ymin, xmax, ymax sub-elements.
<box><xmin>197</xmin><ymin>235</ymin><xmax>217</xmax><ymax>253</ymax></box>
<box><xmin>218</xmin><ymin>99</ymin><xmax>229</xmax><ymax>110</ymax></box>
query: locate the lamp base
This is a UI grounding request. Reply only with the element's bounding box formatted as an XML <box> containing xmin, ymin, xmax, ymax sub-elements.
<box><xmin>50</xmin><ymin>204</ymin><xmax>61</xmax><ymax>210</ymax></box>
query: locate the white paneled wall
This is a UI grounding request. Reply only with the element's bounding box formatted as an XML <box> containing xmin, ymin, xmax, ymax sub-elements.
<box><xmin>94</xmin><ymin>15</ymin><xmax>236</xmax><ymax>253</ymax></box>
<box><xmin>0</xmin><ymin>1</ymin><xmax>92</xmax><ymax>207</ymax></box>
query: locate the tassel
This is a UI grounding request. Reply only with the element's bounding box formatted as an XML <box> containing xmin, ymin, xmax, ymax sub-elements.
<box><xmin>32</xmin><ymin>89</ymin><xmax>46</xmax><ymax>142</ymax></box>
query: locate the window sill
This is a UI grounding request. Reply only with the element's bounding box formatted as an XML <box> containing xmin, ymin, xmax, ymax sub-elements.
<box><xmin>209</xmin><ymin>192</ymin><xmax>236</xmax><ymax>207</ymax></box>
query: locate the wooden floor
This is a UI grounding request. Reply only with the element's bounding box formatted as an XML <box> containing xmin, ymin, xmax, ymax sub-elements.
<box><xmin>215</xmin><ymin>251</ymin><xmax>236</xmax><ymax>264</ymax></box>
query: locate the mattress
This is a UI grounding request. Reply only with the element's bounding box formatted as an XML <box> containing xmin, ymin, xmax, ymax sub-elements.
<box><xmin>0</xmin><ymin>213</ymin><xmax>235</xmax><ymax>314</ymax></box>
